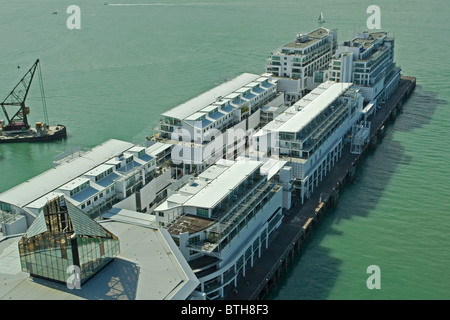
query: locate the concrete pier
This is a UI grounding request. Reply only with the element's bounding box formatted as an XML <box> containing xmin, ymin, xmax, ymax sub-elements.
<box><xmin>225</xmin><ymin>76</ymin><xmax>416</xmax><ymax>300</ymax></box>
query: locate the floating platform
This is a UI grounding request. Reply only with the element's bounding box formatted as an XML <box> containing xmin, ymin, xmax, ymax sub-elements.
<box><xmin>0</xmin><ymin>124</ymin><xmax>67</xmax><ymax>143</ymax></box>
<box><xmin>1</xmin><ymin>59</ymin><xmax>67</xmax><ymax>144</ymax></box>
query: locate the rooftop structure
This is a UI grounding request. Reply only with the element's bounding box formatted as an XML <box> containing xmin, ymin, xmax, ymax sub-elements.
<box><xmin>18</xmin><ymin>196</ymin><xmax>120</xmax><ymax>286</ymax></box>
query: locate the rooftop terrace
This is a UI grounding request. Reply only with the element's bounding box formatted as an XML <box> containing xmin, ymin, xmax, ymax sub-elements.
<box><xmin>282</xmin><ymin>27</ymin><xmax>333</xmax><ymax>50</ymax></box>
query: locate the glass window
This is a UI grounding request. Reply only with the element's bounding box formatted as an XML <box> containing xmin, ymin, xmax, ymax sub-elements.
<box><xmin>197</xmin><ymin>208</ymin><xmax>209</xmax><ymax>218</ymax></box>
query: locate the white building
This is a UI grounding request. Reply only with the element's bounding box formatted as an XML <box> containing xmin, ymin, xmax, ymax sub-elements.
<box><xmin>153</xmin><ymin>158</ymin><xmax>286</xmax><ymax>299</ymax></box>
<box><xmin>0</xmin><ymin>139</ymin><xmax>173</xmax><ymax>236</ymax></box>
<box><xmin>266</xmin><ymin>27</ymin><xmax>338</xmax><ymax>104</ymax></box>
<box><xmin>252</xmin><ymin>81</ymin><xmax>364</xmax><ymax>204</ymax></box>
<box><xmin>328</xmin><ymin>31</ymin><xmax>401</xmax><ymax>106</ymax></box>
<box><xmin>154</xmin><ymin>73</ymin><xmax>281</xmax><ymax>173</ymax></box>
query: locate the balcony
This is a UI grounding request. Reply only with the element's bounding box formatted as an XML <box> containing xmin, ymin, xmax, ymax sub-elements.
<box><xmin>187</xmin><ymin>181</ymin><xmax>281</xmax><ymax>257</ymax></box>
<box><xmin>159</xmin><ymin>124</ymin><xmax>174</xmax><ymax>133</ymax></box>
<box><xmin>211</xmin><ymin>181</ymin><xmax>273</xmax><ymax>237</ymax></box>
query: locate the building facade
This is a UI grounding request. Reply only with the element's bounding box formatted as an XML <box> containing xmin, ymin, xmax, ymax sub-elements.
<box><xmin>153</xmin><ymin>159</ymin><xmax>286</xmax><ymax>299</ymax></box>
<box><xmin>252</xmin><ymin>81</ymin><xmax>364</xmax><ymax>204</ymax></box>
<box><xmin>266</xmin><ymin>27</ymin><xmax>338</xmax><ymax>104</ymax></box>
<box><xmin>328</xmin><ymin>31</ymin><xmax>401</xmax><ymax>105</ymax></box>
<box><xmin>154</xmin><ymin>73</ymin><xmax>281</xmax><ymax>173</ymax></box>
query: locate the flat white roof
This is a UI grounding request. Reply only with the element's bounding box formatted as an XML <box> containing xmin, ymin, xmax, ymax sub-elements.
<box><xmin>260</xmin><ymin>159</ymin><xmax>288</xmax><ymax>180</ymax></box>
<box><xmin>100</xmin><ymin>221</ymin><xmax>199</xmax><ymax>300</ymax></box>
<box><xmin>235</xmin><ymin>87</ymin><xmax>250</xmax><ymax>93</ymax></box>
<box><xmin>185</xmin><ymin>112</ymin><xmax>205</xmax><ymax>121</ymax></box>
<box><xmin>276</xmin><ymin>81</ymin><xmax>352</xmax><ymax>133</ymax></box>
<box><xmin>184</xmin><ymin>160</ymin><xmax>262</xmax><ymax>209</ymax></box>
<box><xmin>256</xmin><ymin>77</ymin><xmax>269</xmax><ymax>82</ymax></box>
<box><xmin>168</xmin><ymin>193</ymin><xmax>193</xmax><ymax>205</ymax></box>
<box><xmin>26</xmin><ymin>192</ymin><xmax>64</xmax><ymax>210</ymax></box>
<box><xmin>197</xmin><ymin>163</ymin><xmax>229</xmax><ymax>181</ymax></box>
<box><xmin>155</xmin><ymin>159</ymin><xmax>261</xmax><ymax>212</ymax></box>
<box><xmin>102</xmin><ymin>207</ymin><xmax>156</xmax><ymax>226</ymax></box>
<box><xmin>161</xmin><ymin>73</ymin><xmax>261</xmax><ymax>121</ymax></box>
<box><xmin>59</xmin><ymin>177</ymin><xmax>90</xmax><ymax>191</ymax></box>
<box><xmin>200</xmin><ymin>105</ymin><xmax>218</xmax><ymax>113</ymax></box>
<box><xmin>224</xmin><ymin>92</ymin><xmax>241</xmax><ymax>99</ymax></box>
<box><xmin>84</xmin><ymin>164</ymin><xmax>114</xmax><ymax>177</ymax></box>
<box><xmin>246</xmin><ymin>81</ymin><xmax>261</xmax><ymax>88</ymax></box>
<box><xmin>127</xmin><ymin>146</ymin><xmax>145</xmax><ymax>154</ymax></box>
<box><xmin>176</xmin><ymin>180</ymin><xmax>208</xmax><ymax>197</ymax></box>
<box><xmin>0</xmin><ymin>139</ymin><xmax>135</xmax><ymax>209</ymax></box>
<box><xmin>105</xmin><ymin>159</ymin><xmax>121</xmax><ymax>164</ymax></box>
<box><xmin>146</xmin><ymin>142</ymin><xmax>172</xmax><ymax>157</ymax></box>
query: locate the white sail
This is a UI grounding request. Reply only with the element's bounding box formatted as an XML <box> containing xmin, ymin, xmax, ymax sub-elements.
<box><xmin>318</xmin><ymin>12</ymin><xmax>324</xmax><ymax>23</ymax></box>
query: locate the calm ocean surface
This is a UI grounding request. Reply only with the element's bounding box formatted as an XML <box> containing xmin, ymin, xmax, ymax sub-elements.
<box><xmin>1</xmin><ymin>0</ymin><xmax>449</xmax><ymax>299</ymax></box>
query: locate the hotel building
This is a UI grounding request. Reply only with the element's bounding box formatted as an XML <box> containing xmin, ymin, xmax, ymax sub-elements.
<box><xmin>265</xmin><ymin>27</ymin><xmax>338</xmax><ymax>104</ymax></box>
<box><xmin>155</xmin><ymin>73</ymin><xmax>282</xmax><ymax>173</ymax></box>
<box><xmin>153</xmin><ymin>158</ymin><xmax>288</xmax><ymax>299</ymax></box>
<box><xmin>252</xmin><ymin>81</ymin><xmax>364</xmax><ymax>204</ymax></box>
<box><xmin>327</xmin><ymin>31</ymin><xmax>401</xmax><ymax>106</ymax></box>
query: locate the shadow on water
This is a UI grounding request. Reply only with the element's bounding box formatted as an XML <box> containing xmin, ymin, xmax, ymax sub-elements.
<box><xmin>267</xmin><ymin>85</ymin><xmax>447</xmax><ymax>300</ymax></box>
<box><xmin>31</xmin><ymin>258</ymin><xmax>140</xmax><ymax>300</ymax></box>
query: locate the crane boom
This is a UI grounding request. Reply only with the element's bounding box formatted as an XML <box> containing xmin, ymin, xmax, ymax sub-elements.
<box><xmin>1</xmin><ymin>59</ymin><xmax>40</xmax><ymax>131</ymax></box>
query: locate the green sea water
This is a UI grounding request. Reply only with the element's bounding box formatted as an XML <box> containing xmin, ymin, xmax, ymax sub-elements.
<box><xmin>1</xmin><ymin>0</ymin><xmax>449</xmax><ymax>299</ymax></box>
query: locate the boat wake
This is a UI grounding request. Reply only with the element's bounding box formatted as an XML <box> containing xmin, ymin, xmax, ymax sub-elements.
<box><xmin>105</xmin><ymin>2</ymin><xmax>233</xmax><ymax>6</ymax></box>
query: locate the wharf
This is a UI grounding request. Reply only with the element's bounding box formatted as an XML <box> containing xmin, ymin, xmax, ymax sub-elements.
<box><xmin>225</xmin><ymin>76</ymin><xmax>416</xmax><ymax>300</ymax></box>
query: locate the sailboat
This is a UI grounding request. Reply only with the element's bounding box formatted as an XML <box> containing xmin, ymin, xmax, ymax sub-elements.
<box><xmin>0</xmin><ymin>59</ymin><xmax>67</xmax><ymax>143</ymax></box>
<box><xmin>318</xmin><ymin>12</ymin><xmax>325</xmax><ymax>24</ymax></box>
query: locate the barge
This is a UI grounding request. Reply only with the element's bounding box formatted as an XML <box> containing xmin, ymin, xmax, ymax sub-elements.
<box><xmin>0</xmin><ymin>59</ymin><xmax>67</xmax><ymax>143</ymax></box>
